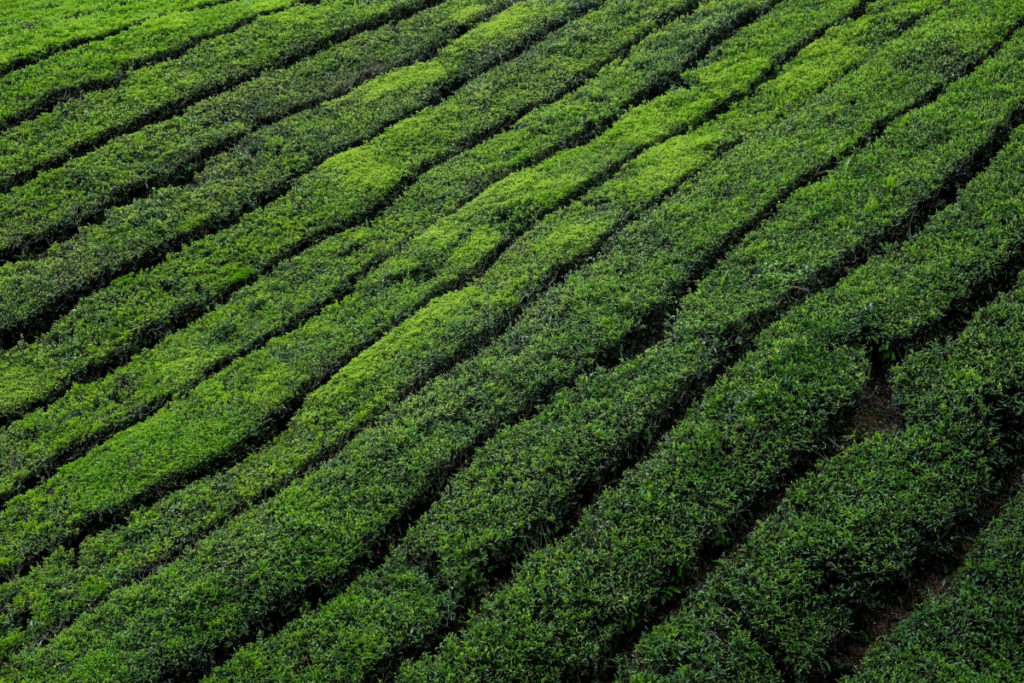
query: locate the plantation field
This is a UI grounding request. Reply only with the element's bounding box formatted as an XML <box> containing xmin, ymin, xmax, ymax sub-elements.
<box><xmin>0</xmin><ymin>0</ymin><xmax>1022</xmax><ymax>679</ymax></box>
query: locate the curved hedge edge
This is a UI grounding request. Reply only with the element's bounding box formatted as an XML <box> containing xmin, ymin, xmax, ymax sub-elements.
<box><xmin>850</xmin><ymin>463</ymin><xmax>1024</xmax><ymax>682</ymax></box>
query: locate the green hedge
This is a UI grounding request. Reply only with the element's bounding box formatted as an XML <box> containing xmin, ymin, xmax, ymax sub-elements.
<box><xmin>210</xmin><ymin>14</ymin><xmax>1024</xmax><ymax>681</ymax></box>
<box><xmin>0</xmin><ymin>0</ymin><xmax>808</xmax><ymax>575</ymax></box>
<box><xmin>0</xmin><ymin>0</ymin><xmax>892</xmax><ymax>656</ymax></box>
<box><xmin>0</xmin><ymin>0</ymin><xmax>442</xmax><ymax>191</ymax></box>
<box><xmin>624</xmin><ymin>273</ymin><xmax>1024</xmax><ymax>680</ymax></box>
<box><xmin>0</xmin><ymin>0</ymin><xmax>226</xmax><ymax>75</ymax></box>
<box><xmin>0</xmin><ymin>0</ymin><xmax>897</xmax><ymax>655</ymax></box>
<box><xmin>0</xmin><ymin>0</ymin><xmax>797</xmax><ymax>499</ymax></box>
<box><xmin>0</xmin><ymin>0</ymin><xmax>501</xmax><ymax>259</ymax></box>
<box><xmin>0</xmin><ymin>2</ymin><xmax>1007</xmax><ymax>677</ymax></box>
<box><xmin>0</xmin><ymin>0</ymin><xmax>303</xmax><ymax>128</ymax></box>
<box><xmin>398</xmin><ymin>108</ymin><xmax>1024</xmax><ymax>683</ymax></box>
<box><xmin>0</xmin><ymin>0</ymin><xmax>607</xmax><ymax>417</ymax></box>
<box><xmin>852</xmin><ymin>479</ymin><xmax>1024</xmax><ymax>681</ymax></box>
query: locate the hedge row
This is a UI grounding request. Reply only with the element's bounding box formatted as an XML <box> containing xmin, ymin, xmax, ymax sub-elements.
<box><xmin>0</xmin><ymin>0</ymin><xmax>608</xmax><ymax>417</ymax></box>
<box><xmin>0</xmin><ymin>0</ymin><xmax>897</xmax><ymax>651</ymax></box>
<box><xmin>0</xmin><ymin>0</ymin><xmax>302</xmax><ymax>128</ymax></box>
<box><xmin>624</xmin><ymin>272</ymin><xmax>1024</xmax><ymax>681</ymax></box>
<box><xmin>0</xmin><ymin>0</ymin><xmax>800</xmax><ymax>499</ymax></box>
<box><xmin>0</xmin><ymin>3</ymin><xmax>1000</xmax><ymax>677</ymax></box>
<box><xmin>211</xmin><ymin>23</ymin><xmax>1024</xmax><ymax>681</ymax></box>
<box><xmin>0</xmin><ymin>0</ymin><xmax>505</xmax><ymax>265</ymax></box>
<box><xmin>0</xmin><ymin>0</ymin><xmax>441</xmax><ymax>191</ymax></box>
<box><xmin>852</xmin><ymin>478</ymin><xmax>1024</xmax><ymax>681</ymax></box>
<box><xmin>0</xmin><ymin>0</ymin><xmax>892</xmax><ymax>654</ymax></box>
<box><xmin>0</xmin><ymin>0</ymin><xmax>226</xmax><ymax>76</ymax></box>
<box><xmin>0</xmin><ymin>0</ymin><xmax>821</xmax><ymax>575</ymax></box>
<box><xmin>400</xmin><ymin>107</ymin><xmax>1024</xmax><ymax>683</ymax></box>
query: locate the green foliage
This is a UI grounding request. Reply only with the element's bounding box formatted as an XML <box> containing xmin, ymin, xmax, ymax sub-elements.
<box><xmin>852</xmin><ymin>460</ymin><xmax>1024</xmax><ymax>681</ymax></box>
<box><xmin>0</xmin><ymin>0</ymin><xmax>439</xmax><ymax>190</ymax></box>
<box><xmin>0</xmin><ymin>0</ymin><xmax>496</xmax><ymax>258</ymax></box>
<box><xmin>4</xmin><ymin>0</ymin><xmax>1019</xmax><ymax>677</ymax></box>
<box><xmin>0</xmin><ymin>0</ymin><xmax>599</xmax><ymax>417</ymax></box>
<box><xmin>399</xmin><ymin>54</ymin><xmax>1024</xmax><ymax>678</ymax></box>
<box><xmin>0</xmin><ymin>0</ymin><xmax>303</xmax><ymax>128</ymax></box>
<box><xmin>0</xmin><ymin>0</ymin><xmax>888</xmax><ymax>658</ymax></box>
<box><xmin>0</xmin><ymin>0</ymin><xmax>791</xmax><ymax>501</ymax></box>
<box><xmin>220</xmin><ymin>0</ymin><xmax>1024</xmax><ymax>676</ymax></box>
<box><xmin>0</xmin><ymin>0</ymin><xmax>778</xmax><ymax>597</ymax></box>
<box><xmin>624</xmin><ymin>273</ymin><xmax>1024</xmax><ymax>680</ymax></box>
<box><xmin>1</xmin><ymin>0</ymin><xmax>1022</xmax><ymax>678</ymax></box>
<box><xmin>0</xmin><ymin>0</ymin><xmax>224</xmax><ymax>74</ymax></box>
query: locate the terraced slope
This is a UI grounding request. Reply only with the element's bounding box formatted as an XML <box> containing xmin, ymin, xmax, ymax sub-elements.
<box><xmin>0</xmin><ymin>0</ymin><xmax>1021</xmax><ymax>679</ymax></box>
